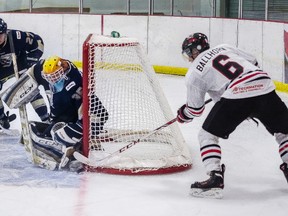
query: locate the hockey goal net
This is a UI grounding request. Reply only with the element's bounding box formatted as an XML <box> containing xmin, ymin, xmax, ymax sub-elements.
<box><xmin>82</xmin><ymin>34</ymin><xmax>192</xmax><ymax>174</ymax></box>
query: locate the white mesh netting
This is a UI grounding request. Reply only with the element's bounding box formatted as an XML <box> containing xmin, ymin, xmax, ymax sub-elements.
<box><xmin>83</xmin><ymin>34</ymin><xmax>192</xmax><ymax>174</ymax></box>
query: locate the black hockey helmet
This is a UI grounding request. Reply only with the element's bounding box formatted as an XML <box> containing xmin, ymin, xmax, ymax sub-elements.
<box><xmin>0</xmin><ymin>18</ymin><xmax>7</xmax><ymax>34</ymax></box>
<box><xmin>182</xmin><ymin>32</ymin><xmax>210</xmax><ymax>60</ymax></box>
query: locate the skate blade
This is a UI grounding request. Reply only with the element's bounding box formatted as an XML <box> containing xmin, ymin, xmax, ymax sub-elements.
<box><xmin>190</xmin><ymin>188</ymin><xmax>223</xmax><ymax>199</ymax></box>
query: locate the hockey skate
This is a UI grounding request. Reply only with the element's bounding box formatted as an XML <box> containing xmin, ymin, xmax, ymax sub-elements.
<box><xmin>280</xmin><ymin>163</ymin><xmax>288</xmax><ymax>183</ymax></box>
<box><xmin>190</xmin><ymin>164</ymin><xmax>225</xmax><ymax>199</ymax></box>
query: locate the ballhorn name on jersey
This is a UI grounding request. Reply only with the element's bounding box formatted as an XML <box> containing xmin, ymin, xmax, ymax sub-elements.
<box><xmin>196</xmin><ymin>47</ymin><xmax>226</xmax><ymax>72</ymax></box>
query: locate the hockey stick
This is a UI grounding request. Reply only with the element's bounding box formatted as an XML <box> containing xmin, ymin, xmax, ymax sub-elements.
<box><xmin>74</xmin><ymin>98</ymin><xmax>213</xmax><ymax>166</ymax></box>
<box><xmin>8</xmin><ymin>30</ymin><xmax>36</xmax><ymax>162</ymax></box>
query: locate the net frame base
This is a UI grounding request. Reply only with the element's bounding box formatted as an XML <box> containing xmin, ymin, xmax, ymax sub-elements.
<box><xmin>86</xmin><ymin>164</ymin><xmax>192</xmax><ymax>175</ymax></box>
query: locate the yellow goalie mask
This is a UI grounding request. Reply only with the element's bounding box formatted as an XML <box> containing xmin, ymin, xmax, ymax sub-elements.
<box><xmin>42</xmin><ymin>56</ymin><xmax>69</xmax><ymax>92</ymax></box>
<box><xmin>42</xmin><ymin>55</ymin><xmax>67</xmax><ymax>84</ymax></box>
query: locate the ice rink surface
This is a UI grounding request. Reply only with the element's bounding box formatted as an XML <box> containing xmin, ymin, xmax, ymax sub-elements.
<box><xmin>1</xmin><ymin>74</ymin><xmax>288</xmax><ymax>216</ymax></box>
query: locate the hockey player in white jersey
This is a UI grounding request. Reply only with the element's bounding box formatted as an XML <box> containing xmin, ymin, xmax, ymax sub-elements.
<box><xmin>177</xmin><ymin>32</ymin><xmax>288</xmax><ymax>198</ymax></box>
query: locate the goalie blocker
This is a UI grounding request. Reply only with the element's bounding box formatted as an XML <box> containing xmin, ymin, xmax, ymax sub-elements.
<box><xmin>2</xmin><ymin>73</ymin><xmax>39</xmax><ymax>109</ymax></box>
<box><xmin>29</xmin><ymin>121</ymin><xmax>83</xmax><ymax>172</ymax></box>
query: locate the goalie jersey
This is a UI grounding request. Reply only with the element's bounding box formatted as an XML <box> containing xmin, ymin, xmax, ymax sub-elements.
<box><xmin>0</xmin><ymin>29</ymin><xmax>44</xmax><ymax>82</ymax></box>
<box><xmin>30</xmin><ymin>59</ymin><xmax>82</xmax><ymax>123</ymax></box>
<box><xmin>185</xmin><ymin>44</ymin><xmax>275</xmax><ymax>112</ymax></box>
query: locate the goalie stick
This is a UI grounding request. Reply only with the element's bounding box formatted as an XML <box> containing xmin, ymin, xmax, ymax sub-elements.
<box><xmin>8</xmin><ymin>30</ymin><xmax>36</xmax><ymax>162</ymax></box>
<box><xmin>74</xmin><ymin>98</ymin><xmax>213</xmax><ymax>167</ymax></box>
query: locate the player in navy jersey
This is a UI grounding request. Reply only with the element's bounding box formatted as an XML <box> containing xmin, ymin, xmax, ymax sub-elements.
<box><xmin>177</xmin><ymin>32</ymin><xmax>288</xmax><ymax>198</ymax></box>
<box><xmin>21</xmin><ymin>56</ymin><xmax>108</xmax><ymax>171</ymax></box>
<box><xmin>0</xmin><ymin>18</ymin><xmax>48</xmax><ymax>130</ymax></box>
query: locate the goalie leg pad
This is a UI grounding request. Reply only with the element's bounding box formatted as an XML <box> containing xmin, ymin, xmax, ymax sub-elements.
<box><xmin>33</xmin><ymin>142</ymin><xmax>62</xmax><ymax>164</ymax></box>
<box><xmin>29</xmin><ymin>121</ymin><xmax>63</xmax><ymax>154</ymax></box>
<box><xmin>33</xmin><ymin>147</ymin><xmax>59</xmax><ymax>171</ymax></box>
<box><xmin>29</xmin><ymin>121</ymin><xmax>69</xmax><ymax>170</ymax></box>
<box><xmin>30</xmin><ymin>131</ymin><xmax>63</xmax><ymax>171</ymax></box>
<box><xmin>29</xmin><ymin>121</ymin><xmax>85</xmax><ymax>171</ymax></box>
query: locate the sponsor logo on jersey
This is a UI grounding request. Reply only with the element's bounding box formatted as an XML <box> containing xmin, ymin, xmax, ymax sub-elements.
<box><xmin>232</xmin><ymin>84</ymin><xmax>264</xmax><ymax>94</ymax></box>
<box><xmin>0</xmin><ymin>53</ymin><xmax>12</xmax><ymax>67</ymax></box>
<box><xmin>66</xmin><ymin>81</ymin><xmax>76</xmax><ymax>91</ymax></box>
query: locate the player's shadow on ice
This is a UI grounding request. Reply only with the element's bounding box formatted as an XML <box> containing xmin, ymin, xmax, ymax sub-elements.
<box><xmin>224</xmin><ymin>180</ymin><xmax>288</xmax><ymax>201</ymax></box>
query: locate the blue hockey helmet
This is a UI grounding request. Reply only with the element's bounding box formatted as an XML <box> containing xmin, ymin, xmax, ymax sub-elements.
<box><xmin>0</xmin><ymin>18</ymin><xmax>7</xmax><ymax>34</ymax></box>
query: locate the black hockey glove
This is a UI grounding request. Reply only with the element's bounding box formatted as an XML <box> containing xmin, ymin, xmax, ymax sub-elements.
<box><xmin>0</xmin><ymin>111</ymin><xmax>16</xmax><ymax>129</ymax></box>
<box><xmin>177</xmin><ymin>104</ymin><xmax>193</xmax><ymax>123</ymax></box>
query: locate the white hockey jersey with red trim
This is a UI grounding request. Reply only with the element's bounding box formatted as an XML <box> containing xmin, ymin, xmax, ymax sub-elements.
<box><xmin>184</xmin><ymin>44</ymin><xmax>275</xmax><ymax>117</ymax></box>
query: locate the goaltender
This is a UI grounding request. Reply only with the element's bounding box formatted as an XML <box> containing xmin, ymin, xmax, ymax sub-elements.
<box><xmin>3</xmin><ymin>56</ymin><xmax>108</xmax><ymax>171</ymax></box>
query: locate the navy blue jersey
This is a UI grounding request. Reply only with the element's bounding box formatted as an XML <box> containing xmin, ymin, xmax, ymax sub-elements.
<box><xmin>30</xmin><ymin>58</ymin><xmax>108</xmax><ymax>125</ymax></box>
<box><xmin>0</xmin><ymin>29</ymin><xmax>44</xmax><ymax>81</ymax></box>
<box><xmin>31</xmin><ymin>59</ymin><xmax>82</xmax><ymax>123</ymax></box>
<box><xmin>49</xmin><ymin>62</ymin><xmax>83</xmax><ymax>123</ymax></box>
